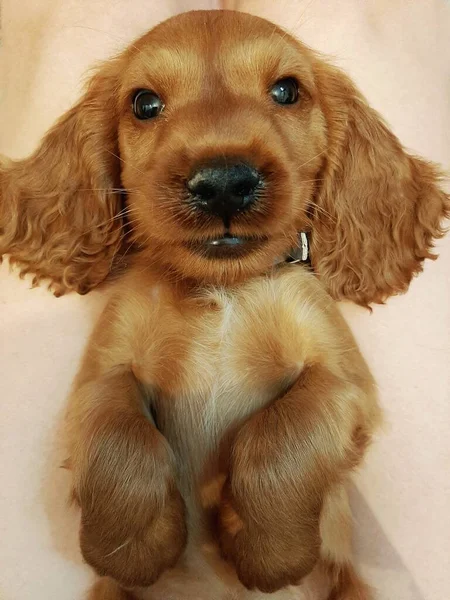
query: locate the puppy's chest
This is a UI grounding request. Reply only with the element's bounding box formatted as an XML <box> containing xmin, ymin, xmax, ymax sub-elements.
<box><xmin>135</xmin><ymin>277</ymin><xmax>307</xmax><ymax>467</ymax></box>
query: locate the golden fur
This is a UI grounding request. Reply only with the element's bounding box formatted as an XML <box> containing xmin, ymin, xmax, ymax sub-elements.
<box><xmin>1</xmin><ymin>10</ymin><xmax>448</xmax><ymax>600</ymax></box>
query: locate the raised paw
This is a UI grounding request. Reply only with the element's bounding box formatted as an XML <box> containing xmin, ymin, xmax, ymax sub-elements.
<box><xmin>80</xmin><ymin>482</ymin><xmax>186</xmax><ymax>588</ymax></box>
<box><xmin>218</xmin><ymin>480</ymin><xmax>320</xmax><ymax>593</ymax></box>
<box><xmin>216</xmin><ymin>407</ymin><xmax>325</xmax><ymax>593</ymax></box>
<box><xmin>74</xmin><ymin>414</ymin><xmax>187</xmax><ymax>587</ymax></box>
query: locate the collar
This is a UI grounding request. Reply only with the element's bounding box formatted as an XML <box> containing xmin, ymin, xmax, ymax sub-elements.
<box><xmin>274</xmin><ymin>231</ymin><xmax>310</xmax><ymax>267</ymax></box>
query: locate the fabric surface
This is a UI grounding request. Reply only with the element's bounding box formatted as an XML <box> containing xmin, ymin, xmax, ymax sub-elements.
<box><xmin>1</xmin><ymin>1</ymin><xmax>449</xmax><ymax>599</ymax></box>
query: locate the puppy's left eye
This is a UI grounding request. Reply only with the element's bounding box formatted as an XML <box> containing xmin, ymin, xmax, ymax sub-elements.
<box><xmin>132</xmin><ymin>89</ymin><xmax>164</xmax><ymax>120</ymax></box>
<box><xmin>270</xmin><ymin>78</ymin><xmax>299</xmax><ymax>105</ymax></box>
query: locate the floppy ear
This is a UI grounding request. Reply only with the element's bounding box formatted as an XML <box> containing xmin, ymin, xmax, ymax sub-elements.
<box><xmin>310</xmin><ymin>63</ymin><xmax>449</xmax><ymax>306</ymax></box>
<box><xmin>0</xmin><ymin>59</ymin><xmax>123</xmax><ymax>295</ymax></box>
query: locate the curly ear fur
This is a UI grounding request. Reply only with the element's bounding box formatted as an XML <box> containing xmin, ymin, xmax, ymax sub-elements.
<box><xmin>0</xmin><ymin>61</ymin><xmax>123</xmax><ymax>296</ymax></box>
<box><xmin>311</xmin><ymin>63</ymin><xmax>450</xmax><ymax>306</ymax></box>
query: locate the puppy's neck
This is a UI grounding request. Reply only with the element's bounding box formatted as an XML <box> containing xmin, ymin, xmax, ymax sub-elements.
<box><xmin>128</xmin><ymin>231</ymin><xmax>311</xmax><ymax>301</ymax></box>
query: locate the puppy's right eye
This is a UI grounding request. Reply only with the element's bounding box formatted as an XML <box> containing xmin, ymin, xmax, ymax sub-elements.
<box><xmin>132</xmin><ymin>90</ymin><xmax>164</xmax><ymax>120</ymax></box>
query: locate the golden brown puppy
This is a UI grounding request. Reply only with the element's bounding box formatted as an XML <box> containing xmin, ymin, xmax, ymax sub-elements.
<box><xmin>1</xmin><ymin>10</ymin><xmax>448</xmax><ymax>600</ymax></box>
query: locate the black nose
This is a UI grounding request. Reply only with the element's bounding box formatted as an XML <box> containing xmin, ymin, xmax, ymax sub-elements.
<box><xmin>187</xmin><ymin>161</ymin><xmax>262</xmax><ymax>222</ymax></box>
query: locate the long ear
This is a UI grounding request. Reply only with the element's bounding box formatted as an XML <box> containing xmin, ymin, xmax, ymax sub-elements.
<box><xmin>0</xmin><ymin>60</ymin><xmax>123</xmax><ymax>295</ymax></box>
<box><xmin>310</xmin><ymin>62</ymin><xmax>449</xmax><ymax>306</ymax></box>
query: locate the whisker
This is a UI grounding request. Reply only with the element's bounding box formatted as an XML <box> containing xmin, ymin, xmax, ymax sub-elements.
<box><xmin>76</xmin><ymin>187</ymin><xmax>141</xmax><ymax>193</ymax></box>
<box><xmin>273</xmin><ymin>0</ymin><xmax>320</xmax><ymax>46</ymax></box>
<box><xmin>292</xmin><ymin>0</ymin><xmax>321</xmax><ymax>30</ymax></box>
<box><xmin>79</xmin><ymin>206</ymin><xmax>141</xmax><ymax>236</ymax></box>
<box><xmin>298</xmin><ymin>178</ymin><xmax>325</xmax><ymax>184</ymax></box>
<box><xmin>309</xmin><ymin>204</ymin><xmax>337</xmax><ymax>224</ymax></box>
<box><xmin>104</xmin><ymin>149</ymin><xmax>146</xmax><ymax>176</ymax></box>
<box><xmin>297</xmin><ymin>150</ymin><xmax>326</xmax><ymax>170</ymax></box>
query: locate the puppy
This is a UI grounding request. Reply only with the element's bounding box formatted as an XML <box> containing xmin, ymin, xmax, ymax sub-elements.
<box><xmin>0</xmin><ymin>10</ymin><xmax>448</xmax><ymax>600</ymax></box>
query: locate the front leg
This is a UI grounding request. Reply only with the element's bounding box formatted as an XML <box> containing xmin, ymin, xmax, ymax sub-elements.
<box><xmin>218</xmin><ymin>364</ymin><xmax>374</xmax><ymax>593</ymax></box>
<box><xmin>67</xmin><ymin>369</ymin><xmax>187</xmax><ymax>588</ymax></box>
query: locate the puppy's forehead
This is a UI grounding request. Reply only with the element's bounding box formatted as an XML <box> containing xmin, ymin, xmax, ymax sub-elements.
<box><xmin>122</xmin><ymin>11</ymin><xmax>314</xmax><ymax>95</ymax></box>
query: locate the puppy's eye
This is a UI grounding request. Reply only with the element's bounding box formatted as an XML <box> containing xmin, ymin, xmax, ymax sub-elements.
<box><xmin>132</xmin><ymin>90</ymin><xmax>164</xmax><ymax>120</ymax></box>
<box><xmin>270</xmin><ymin>78</ymin><xmax>299</xmax><ymax>105</ymax></box>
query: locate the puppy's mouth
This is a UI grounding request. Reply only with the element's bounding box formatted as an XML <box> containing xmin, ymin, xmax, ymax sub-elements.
<box><xmin>186</xmin><ymin>234</ymin><xmax>268</xmax><ymax>259</ymax></box>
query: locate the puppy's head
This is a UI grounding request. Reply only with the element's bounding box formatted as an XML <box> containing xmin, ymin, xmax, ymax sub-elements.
<box><xmin>119</xmin><ymin>12</ymin><xmax>326</xmax><ymax>287</ymax></box>
<box><xmin>1</xmin><ymin>10</ymin><xmax>448</xmax><ymax>303</ymax></box>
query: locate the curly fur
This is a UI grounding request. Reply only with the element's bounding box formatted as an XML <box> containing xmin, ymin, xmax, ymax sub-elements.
<box><xmin>311</xmin><ymin>65</ymin><xmax>449</xmax><ymax>304</ymax></box>
<box><xmin>0</xmin><ymin>63</ymin><xmax>123</xmax><ymax>295</ymax></box>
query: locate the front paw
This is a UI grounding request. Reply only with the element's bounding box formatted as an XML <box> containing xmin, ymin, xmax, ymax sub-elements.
<box><xmin>216</xmin><ymin>407</ymin><xmax>324</xmax><ymax>593</ymax></box>
<box><xmin>80</xmin><ymin>482</ymin><xmax>186</xmax><ymax>587</ymax></box>
<box><xmin>218</xmin><ymin>481</ymin><xmax>320</xmax><ymax>593</ymax></box>
<box><xmin>74</xmin><ymin>419</ymin><xmax>187</xmax><ymax>587</ymax></box>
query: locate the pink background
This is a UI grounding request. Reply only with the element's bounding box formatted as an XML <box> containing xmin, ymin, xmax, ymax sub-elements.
<box><xmin>1</xmin><ymin>1</ymin><xmax>449</xmax><ymax>598</ymax></box>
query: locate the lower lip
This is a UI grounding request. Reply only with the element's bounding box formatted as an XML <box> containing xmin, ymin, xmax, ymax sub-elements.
<box><xmin>188</xmin><ymin>236</ymin><xmax>267</xmax><ymax>259</ymax></box>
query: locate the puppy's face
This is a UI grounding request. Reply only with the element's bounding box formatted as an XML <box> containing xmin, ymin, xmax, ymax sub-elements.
<box><xmin>2</xmin><ymin>10</ymin><xmax>447</xmax><ymax>303</ymax></box>
<box><xmin>118</xmin><ymin>12</ymin><xmax>326</xmax><ymax>284</ymax></box>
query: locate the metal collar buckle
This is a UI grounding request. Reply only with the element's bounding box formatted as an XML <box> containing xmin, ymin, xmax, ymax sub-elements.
<box><xmin>285</xmin><ymin>232</ymin><xmax>310</xmax><ymax>265</ymax></box>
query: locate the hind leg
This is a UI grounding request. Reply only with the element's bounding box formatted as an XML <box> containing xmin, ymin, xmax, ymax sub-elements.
<box><xmin>319</xmin><ymin>484</ymin><xmax>374</xmax><ymax>600</ymax></box>
<box><xmin>87</xmin><ymin>578</ymin><xmax>136</xmax><ymax>600</ymax></box>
